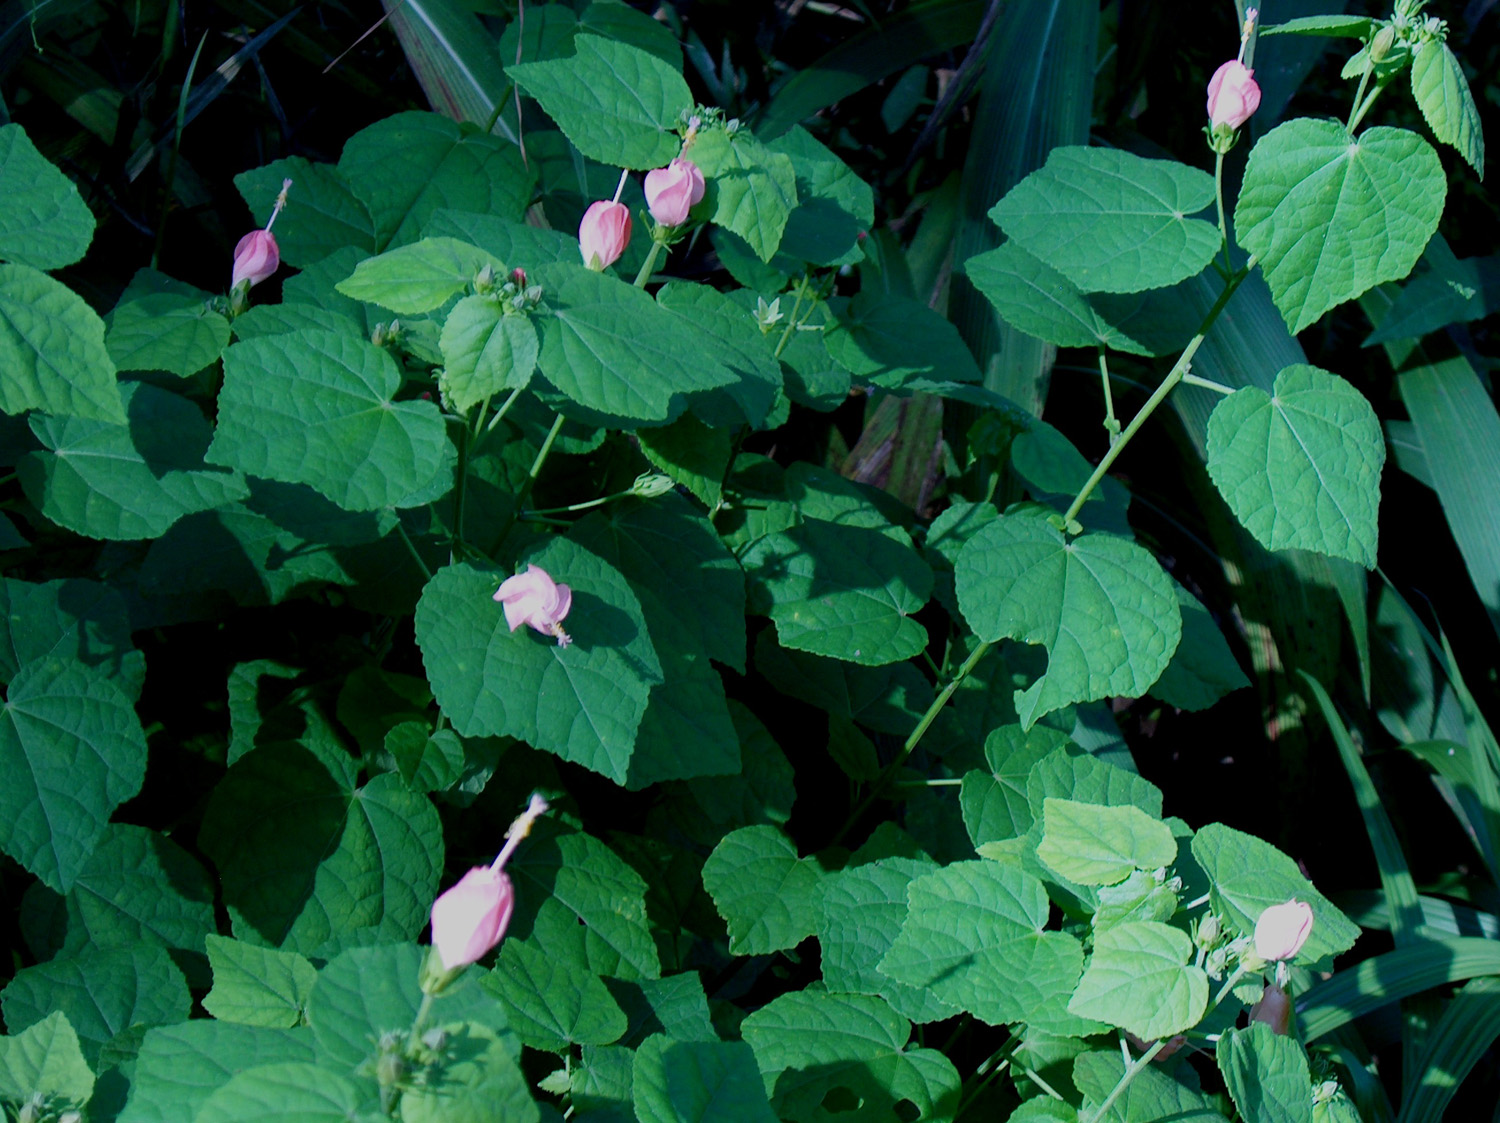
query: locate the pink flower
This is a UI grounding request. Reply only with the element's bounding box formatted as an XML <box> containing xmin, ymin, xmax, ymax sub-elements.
<box><xmin>1249</xmin><ymin>983</ymin><xmax>1293</xmax><ymax>1035</ymax></box>
<box><xmin>644</xmin><ymin>159</ymin><xmax>706</xmax><ymax>227</ymax></box>
<box><xmin>1254</xmin><ymin>898</ymin><xmax>1314</xmax><ymax>962</ymax></box>
<box><xmin>579</xmin><ymin>200</ymin><xmax>632</xmax><ymax>270</ymax></box>
<box><xmin>1206</xmin><ymin>60</ymin><xmax>1261</xmax><ymax>131</ymax></box>
<box><xmin>231</xmin><ymin>229</ymin><xmax>280</xmax><ymax>289</ymax></box>
<box><xmin>428</xmin><ymin>865</ymin><xmax>514</xmax><ymax>970</ymax></box>
<box><xmin>494</xmin><ymin>563</ymin><xmax>573</xmax><ymax>645</ymax></box>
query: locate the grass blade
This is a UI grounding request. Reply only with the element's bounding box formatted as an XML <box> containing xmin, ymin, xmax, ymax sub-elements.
<box><xmin>1397</xmin><ymin>977</ymin><xmax>1500</xmax><ymax>1123</ymax></box>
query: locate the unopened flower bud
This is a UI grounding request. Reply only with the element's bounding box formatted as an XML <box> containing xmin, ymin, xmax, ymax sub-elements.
<box><xmin>1370</xmin><ymin>24</ymin><xmax>1397</xmax><ymax>61</ymax></box>
<box><xmin>510</xmin><ymin>266</ymin><xmax>528</xmax><ymax>289</ymax></box>
<box><xmin>1249</xmin><ymin>983</ymin><xmax>1293</xmax><ymax>1035</ymax></box>
<box><xmin>475</xmin><ymin>263</ymin><xmax>496</xmax><ymax>293</ymax></box>
<box><xmin>631</xmin><ymin>472</ymin><xmax>675</xmax><ymax>499</ymax></box>
<box><xmin>1254</xmin><ymin>898</ymin><xmax>1314</xmax><ymax>962</ymax></box>
<box><xmin>1196</xmin><ymin>913</ymin><xmax>1222</xmax><ymax>947</ymax></box>
<box><xmin>579</xmin><ymin>200</ymin><xmax>632</xmax><ymax>271</ymax></box>
<box><xmin>1206</xmin><ymin>60</ymin><xmax>1261</xmax><ymax>131</ymax></box>
<box><xmin>644</xmin><ymin>158</ymin><xmax>706</xmax><ymax>227</ymax></box>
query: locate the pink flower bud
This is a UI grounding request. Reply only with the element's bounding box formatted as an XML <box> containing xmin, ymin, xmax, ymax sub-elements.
<box><xmin>428</xmin><ymin>865</ymin><xmax>514</xmax><ymax>970</ymax></box>
<box><xmin>494</xmin><ymin>563</ymin><xmax>573</xmax><ymax>646</ymax></box>
<box><xmin>643</xmin><ymin>158</ymin><xmax>706</xmax><ymax>228</ymax></box>
<box><xmin>1249</xmin><ymin>983</ymin><xmax>1294</xmax><ymax>1035</ymax></box>
<box><xmin>1254</xmin><ymin>898</ymin><xmax>1314</xmax><ymax>961</ymax></box>
<box><xmin>1206</xmin><ymin>60</ymin><xmax>1261</xmax><ymax>131</ymax></box>
<box><xmin>579</xmin><ymin>200</ymin><xmax>632</xmax><ymax>270</ymax></box>
<box><xmin>231</xmin><ymin>229</ymin><xmax>280</xmax><ymax>289</ymax></box>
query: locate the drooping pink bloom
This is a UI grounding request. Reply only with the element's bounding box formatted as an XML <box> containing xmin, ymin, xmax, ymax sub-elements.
<box><xmin>1249</xmin><ymin>983</ymin><xmax>1294</xmax><ymax>1035</ymax></box>
<box><xmin>231</xmin><ymin>229</ymin><xmax>281</xmax><ymax>289</ymax></box>
<box><xmin>1206</xmin><ymin>60</ymin><xmax>1261</xmax><ymax>131</ymax></box>
<box><xmin>427</xmin><ymin>794</ymin><xmax>550</xmax><ymax>971</ymax></box>
<box><xmin>494</xmin><ymin>563</ymin><xmax>573</xmax><ymax>645</ymax></box>
<box><xmin>579</xmin><ymin>200</ymin><xmax>632</xmax><ymax>270</ymax></box>
<box><xmin>428</xmin><ymin>865</ymin><xmax>514</xmax><ymax>970</ymax></box>
<box><xmin>644</xmin><ymin>158</ymin><xmax>706</xmax><ymax>227</ymax></box>
<box><xmin>1254</xmin><ymin>898</ymin><xmax>1314</xmax><ymax>962</ymax></box>
<box><xmin>231</xmin><ymin>177</ymin><xmax>291</xmax><ymax>290</ymax></box>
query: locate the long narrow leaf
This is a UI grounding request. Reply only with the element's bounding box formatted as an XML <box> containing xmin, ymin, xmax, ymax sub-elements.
<box><xmin>1338</xmin><ymin>890</ymin><xmax>1500</xmax><ymax>941</ymax></box>
<box><xmin>948</xmin><ymin>0</ymin><xmax>1098</xmax><ymax>414</ymax></box>
<box><xmin>757</xmin><ymin>0</ymin><xmax>985</xmax><ymax>138</ymax></box>
<box><xmin>379</xmin><ymin>0</ymin><xmax>517</xmax><ymax>140</ymax></box>
<box><xmin>1302</xmin><ymin>670</ymin><xmax>1424</xmax><ymax>945</ymax></box>
<box><xmin>1397</xmin><ymin>977</ymin><xmax>1500</xmax><ymax>1123</ymax></box>
<box><xmin>1299</xmin><ymin>938</ymin><xmax>1500</xmax><ymax>1041</ymax></box>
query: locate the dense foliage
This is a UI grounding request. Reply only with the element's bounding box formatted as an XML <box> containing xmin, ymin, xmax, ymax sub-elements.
<box><xmin>3</xmin><ymin>0</ymin><xmax>1500</xmax><ymax>1121</ymax></box>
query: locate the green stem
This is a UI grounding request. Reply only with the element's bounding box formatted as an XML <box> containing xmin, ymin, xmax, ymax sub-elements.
<box><xmin>527</xmin><ymin>487</ymin><xmax>635</xmax><ymax>517</ymax></box>
<box><xmin>634</xmin><ymin>238</ymin><xmax>667</xmax><ymax>287</ymax></box>
<box><xmin>395</xmin><ymin>521</ymin><xmax>434</xmax><ymax>582</ymax></box>
<box><xmin>1214</xmin><ymin>150</ymin><xmax>1232</xmax><ymax>276</ymax></box>
<box><xmin>1097</xmin><ymin>349</ymin><xmax>1120</xmax><ymax>445</ymax></box>
<box><xmin>772</xmin><ymin>276</ymin><xmax>814</xmax><ymax>360</ymax></box>
<box><xmin>1181</xmin><ymin>372</ymin><xmax>1236</xmax><ymax>395</ymax></box>
<box><xmin>1061</xmin><ymin>260</ymin><xmax>1254</xmax><ymax>525</ymax></box>
<box><xmin>410</xmin><ymin>992</ymin><xmax>435</xmax><ymax>1038</ymax></box>
<box><xmin>1347</xmin><ymin>79</ymin><xmax>1387</xmax><ymax>134</ymax></box>
<box><xmin>1082</xmin><ymin>1040</ymin><xmax>1166</xmax><ymax>1123</ymax></box>
<box><xmin>484</xmin><ymin>385</ymin><xmax>526</xmax><ymax>435</ymax></box>
<box><xmin>498</xmin><ymin>413</ymin><xmax>567</xmax><ymax>546</ymax></box>
<box><xmin>708</xmin><ymin>426</ymin><xmax>750</xmax><ymax>522</ymax></box>
<box><xmin>831</xmin><ymin>640</ymin><xmax>993</xmax><ymax>845</ymax></box>
<box><xmin>1346</xmin><ymin>63</ymin><xmax>1374</xmax><ymax>133</ymax></box>
<box><xmin>1211</xmin><ymin>964</ymin><xmax>1250</xmax><ymax>1010</ymax></box>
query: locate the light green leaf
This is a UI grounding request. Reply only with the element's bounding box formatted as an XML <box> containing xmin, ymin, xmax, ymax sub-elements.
<box><xmin>198</xmin><ymin>747</ymin><xmax>444</xmax><ymax>954</ymax></box>
<box><xmin>510</xmin><ymin>37</ymin><xmax>691</xmax><ymax>169</ymax></box>
<box><xmin>531</xmin><ymin>262</ymin><xmax>737</xmax><ymax>423</ymax></box>
<box><xmin>425</xmin><ymin>209</ymin><xmax>580</xmax><ymax>266</ymax></box>
<box><xmin>61</xmin><ymin>824</ymin><xmax>215</xmax><ymax>955</ymax></box>
<box><xmin>702</xmin><ymin>826</ymin><xmax>823</xmax><ymax>955</ymax></box>
<box><xmin>0</xmin><ymin>124</ymin><xmax>95</xmax><ymax>270</ymax></box>
<box><xmin>203</xmin><ymin>935</ymin><xmax>318</xmax><ymax>1028</ymax></box>
<box><xmin>21</xmin><ymin>381</ymin><xmax>248</xmax><ymax>540</ymax></box>
<box><xmin>307</xmin><ymin>943</ymin><xmax>513</xmax><ymax>1069</ymax></box>
<box><xmin>0</xmin><ymin>944</ymin><xmax>189</xmax><ymax>1065</ymax></box>
<box><xmin>0</xmin><ymin>1012</ymin><xmax>94</xmax><ymax>1107</ymax></box>
<box><xmin>1411</xmin><ymin>42</ymin><xmax>1484</xmax><ymax>177</ymax></box>
<box><xmin>484</xmin><ymin>937</ymin><xmax>628</xmax><ymax>1052</ymax></box>
<box><xmin>507</xmin><ymin>825</ymin><xmax>661</xmax><ymax>982</ymax></box>
<box><xmin>657</xmin><ymin>282</ymin><xmax>783</xmax><ymax>429</ymax></box>
<box><xmin>207</xmin><ymin>330</ymin><xmax>455</xmax><ymax>512</ymax></box>
<box><xmin>1149</xmin><ymin>582</ymin><xmax>1250</xmax><ymax>711</ymax></box>
<box><xmin>402</xmin><ymin>1022</ymin><xmax>538</xmax><ymax>1123</ymax></box>
<box><xmin>1092</xmin><ymin>870</ymin><xmax>1180</xmax><ymax>932</ymax></box>
<box><xmin>1191</xmin><ymin>822</ymin><xmax>1361</xmax><ymax>964</ymax></box>
<box><xmin>193</xmin><ymin>1062</ymin><xmax>363</xmax><ymax>1123</ymax></box>
<box><xmin>965</xmin><ymin>243</ymin><xmax>1192</xmax><ymax>358</ymax></box>
<box><xmin>1067</xmin><ymin>920</ymin><xmax>1208</xmax><ymax>1040</ymax></box>
<box><xmin>954</xmin><ymin>508</ymin><xmax>1181</xmax><ymax>728</ymax></box>
<box><xmin>1261</xmin><ymin>15</ymin><xmax>1378</xmax><ymax>38</ymax></box>
<box><xmin>336</xmin><ymin>237</ymin><xmax>501</xmax><ymax>314</ymax></box>
<box><xmin>636</xmin><ymin>414</ymin><xmax>731</xmax><ymax>509</ymax></box>
<box><xmin>1036</xmin><ymin>799</ymin><xmax>1177</xmax><ymax>886</ymax></box>
<box><xmin>338</xmin><ymin>111</ymin><xmax>536</xmax><ymax>250</ymax></box>
<box><xmin>116</xmin><ymin>1023</ymin><xmax>315</xmax><ymax>1123</ymax></box>
<box><xmin>415</xmin><ymin>544</ymin><xmax>663</xmax><ymax>783</ymax></box>
<box><xmin>743</xmin><ymin>518</ymin><xmax>933</xmax><ymax>666</ymax></box>
<box><xmin>234</xmin><ymin>156</ymin><xmax>378</xmax><ymax>267</ymax></box>
<box><xmin>633</xmin><ymin>1035</ymin><xmax>779</xmax><ymax>1123</ymax></box>
<box><xmin>0</xmin><ymin>658</ymin><xmax>147</xmax><ymax>892</ymax></box>
<box><xmin>439</xmin><ymin>297</ymin><xmax>538</xmax><ymax>411</ymax></box>
<box><xmin>989</xmin><ymin>147</ymin><xmax>1218</xmax><ymax>294</ymax></box>
<box><xmin>106</xmin><ymin>293</ymin><xmax>231</xmax><ymax>377</ymax></box>
<box><xmin>1073</xmin><ymin>1050</ymin><xmax>1227</xmax><ymax>1123</ymax></box>
<box><xmin>692</xmin><ymin>128</ymin><xmax>800</xmax><ymax>262</ymax></box>
<box><xmin>815</xmin><ymin>857</ymin><xmax>957</xmax><ymax>1024</ymax></box>
<box><xmin>0</xmin><ymin>577</ymin><xmax>143</xmax><ymax>697</ymax></box>
<box><xmin>878</xmin><ymin>860</ymin><xmax>1045</xmax><ymax>995</ymax></box>
<box><xmin>1206</xmin><ymin>364</ymin><xmax>1385</xmax><ymax>568</ymax></box>
<box><xmin>960</xmin><ymin>725</ymin><xmax>1073</xmax><ymax>847</ymax></box>
<box><xmin>767</xmin><ymin>126</ymin><xmax>875</xmax><ymax>267</ymax></box>
<box><xmin>1216</xmin><ymin>1022</ymin><xmax>1315</xmax><ymax>1123</ymax></box>
<box><xmin>740</xmin><ymin>991</ymin><xmax>961</xmax><ymax>1123</ymax></box>
<box><xmin>824</xmin><ymin>289</ymin><xmax>981</xmax><ymax>388</ymax></box>
<box><xmin>1235</xmin><ymin>121</ymin><xmax>1445</xmax><ymax>332</ymax></box>
<box><xmin>0</xmin><ymin>262</ymin><xmax>123</xmax><ymax>423</ymax></box>
<box><xmin>578</xmin><ymin>0</ymin><xmax>682</xmax><ymax>63</ymax></box>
